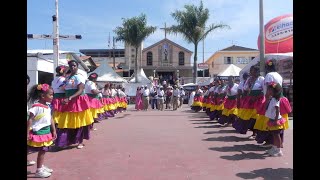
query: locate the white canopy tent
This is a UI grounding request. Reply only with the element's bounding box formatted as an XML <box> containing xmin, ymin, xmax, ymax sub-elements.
<box><xmin>239</xmin><ymin>52</ymin><xmax>293</xmax><ymax>80</ymax></box>
<box><xmin>217</xmin><ymin>64</ymin><xmax>242</xmax><ymax>77</ymax></box>
<box><xmin>124</xmin><ymin>68</ymin><xmax>152</xmax><ymax>96</ymax></box>
<box><xmin>91</xmin><ymin>60</ymin><xmax>128</xmax><ymax>83</ymax></box>
<box><xmin>129</xmin><ymin>68</ymin><xmax>152</xmax><ymax>84</ymax></box>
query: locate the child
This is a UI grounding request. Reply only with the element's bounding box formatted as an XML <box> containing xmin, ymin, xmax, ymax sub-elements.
<box><xmin>265</xmin><ymin>82</ymin><xmax>287</xmax><ymax>157</ymax></box>
<box><xmin>27</xmin><ymin>84</ymin><xmax>57</xmax><ymax>178</ymax></box>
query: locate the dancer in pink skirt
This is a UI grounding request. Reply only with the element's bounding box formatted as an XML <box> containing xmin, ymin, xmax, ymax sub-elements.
<box><xmin>54</xmin><ymin>60</ymin><xmax>94</xmax><ymax>149</ymax></box>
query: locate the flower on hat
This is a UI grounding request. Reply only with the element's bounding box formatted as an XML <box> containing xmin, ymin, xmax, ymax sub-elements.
<box><xmin>37</xmin><ymin>84</ymin><xmax>50</xmax><ymax>91</ymax></box>
<box><xmin>266</xmin><ymin>60</ymin><xmax>273</xmax><ymax>66</ymax></box>
<box><xmin>59</xmin><ymin>66</ymin><xmax>65</xmax><ymax>73</ymax></box>
<box><xmin>269</xmin><ymin>82</ymin><xmax>277</xmax><ymax>88</ymax></box>
<box><xmin>90</xmin><ymin>73</ymin><xmax>97</xmax><ymax>78</ymax></box>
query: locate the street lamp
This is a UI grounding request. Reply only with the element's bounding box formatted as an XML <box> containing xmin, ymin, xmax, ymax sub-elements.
<box><xmin>176</xmin><ymin>69</ymin><xmax>179</xmax><ymax>79</ymax></box>
<box><xmin>153</xmin><ymin>69</ymin><xmax>156</xmax><ymax>77</ymax></box>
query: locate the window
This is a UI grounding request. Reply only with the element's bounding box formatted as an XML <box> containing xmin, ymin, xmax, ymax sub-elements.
<box><xmin>236</xmin><ymin>57</ymin><xmax>249</xmax><ymax>64</ymax></box>
<box><xmin>131</xmin><ymin>48</ymin><xmax>135</xmax><ymax>52</ymax></box>
<box><xmin>131</xmin><ymin>54</ymin><xmax>135</xmax><ymax>58</ymax></box>
<box><xmin>224</xmin><ymin>57</ymin><xmax>233</xmax><ymax>64</ymax></box>
<box><xmin>251</xmin><ymin>57</ymin><xmax>256</xmax><ymax>60</ymax></box>
<box><xmin>212</xmin><ymin>61</ymin><xmax>214</xmax><ymax>68</ymax></box>
<box><xmin>179</xmin><ymin>52</ymin><xmax>185</xmax><ymax>65</ymax></box>
<box><xmin>147</xmin><ymin>52</ymin><xmax>153</xmax><ymax>66</ymax></box>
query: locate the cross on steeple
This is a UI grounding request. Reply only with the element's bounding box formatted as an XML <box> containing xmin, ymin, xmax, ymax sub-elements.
<box><xmin>160</xmin><ymin>23</ymin><xmax>169</xmax><ymax>39</ymax></box>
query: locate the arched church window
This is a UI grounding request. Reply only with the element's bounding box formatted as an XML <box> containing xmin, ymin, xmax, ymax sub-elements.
<box><xmin>179</xmin><ymin>52</ymin><xmax>184</xmax><ymax>65</ymax></box>
<box><xmin>147</xmin><ymin>52</ymin><xmax>153</xmax><ymax>66</ymax></box>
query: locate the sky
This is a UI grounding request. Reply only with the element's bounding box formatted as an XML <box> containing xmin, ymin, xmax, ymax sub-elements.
<box><xmin>27</xmin><ymin>0</ymin><xmax>293</xmax><ymax>62</ymax></box>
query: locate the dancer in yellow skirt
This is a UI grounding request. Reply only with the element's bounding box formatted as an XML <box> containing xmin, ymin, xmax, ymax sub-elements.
<box><xmin>219</xmin><ymin>76</ymin><xmax>239</xmax><ymax>126</ymax></box>
<box><xmin>54</xmin><ymin>60</ymin><xmax>94</xmax><ymax>149</ymax></box>
<box><xmin>265</xmin><ymin>82</ymin><xmax>291</xmax><ymax>156</ymax></box>
<box><xmin>27</xmin><ymin>84</ymin><xmax>56</xmax><ymax>178</ymax></box>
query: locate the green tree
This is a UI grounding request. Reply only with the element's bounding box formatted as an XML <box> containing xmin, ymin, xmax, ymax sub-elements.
<box><xmin>168</xmin><ymin>0</ymin><xmax>230</xmax><ymax>83</ymax></box>
<box><xmin>114</xmin><ymin>14</ymin><xmax>157</xmax><ymax>83</ymax></box>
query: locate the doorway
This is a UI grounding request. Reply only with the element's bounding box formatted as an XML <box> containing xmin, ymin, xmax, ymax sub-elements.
<box><xmin>157</xmin><ymin>71</ymin><xmax>174</xmax><ymax>85</ymax></box>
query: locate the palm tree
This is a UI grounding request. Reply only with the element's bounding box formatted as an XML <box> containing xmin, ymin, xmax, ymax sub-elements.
<box><xmin>114</xmin><ymin>14</ymin><xmax>157</xmax><ymax>83</ymax></box>
<box><xmin>168</xmin><ymin>0</ymin><xmax>230</xmax><ymax>83</ymax></box>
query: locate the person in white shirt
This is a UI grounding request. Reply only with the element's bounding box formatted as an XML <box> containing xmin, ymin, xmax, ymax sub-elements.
<box><xmin>178</xmin><ymin>87</ymin><xmax>185</xmax><ymax>108</ymax></box>
<box><xmin>172</xmin><ymin>85</ymin><xmax>180</xmax><ymax>110</ymax></box>
<box><xmin>157</xmin><ymin>86</ymin><xmax>165</xmax><ymax>111</ymax></box>
<box><xmin>191</xmin><ymin>86</ymin><xmax>203</xmax><ymax>112</ymax></box>
<box><xmin>117</xmin><ymin>87</ymin><xmax>127</xmax><ymax>112</ymax></box>
<box><xmin>142</xmin><ymin>85</ymin><xmax>150</xmax><ymax>110</ymax></box>
<box><xmin>234</xmin><ymin>72</ymin><xmax>249</xmax><ymax>131</ymax></box>
<box><xmin>27</xmin><ymin>84</ymin><xmax>56</xmax><ymax>178</ymax></box>
<box><xmin>55</xmin><ymin>60</ymin><xmax>94</xmax><ymax>150</ymax></box>
<box><xmin>219</xmin><ymin>76</ymin><xmax>239</xmax><ymax>126</ymax></box>
<box><xmin>238</xmin><ymin>65</ymin><xmax>264</xmax><ymax>139</ymax></box>
<box><xmin>51</xmin><ymin>65</ymin><xmax>68</xmax><ymax>124</ymax></box>
<box><xmin>85</xmin><ymin>73</ymin><xmax>104</xmax><ymax>127</ymax></box>
<box><xmin>214</xmin><ymin>80</ymin><xmax>227</xmax><ymax>120</ymax></box>
<box><xmin>265</xmin><ymin>82</ymin><xmax>288</xmax><ymax>157</ymax></box>
<box><xmin>188</xmin><ymin>90</ymin><xmax>196</xmax><ymax>107</ymax></box>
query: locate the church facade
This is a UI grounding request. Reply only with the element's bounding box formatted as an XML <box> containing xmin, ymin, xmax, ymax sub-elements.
<box><xmin>138</xmin><ymin>38</ymin><xmax>193</xmax><ymax>81</ymax></box>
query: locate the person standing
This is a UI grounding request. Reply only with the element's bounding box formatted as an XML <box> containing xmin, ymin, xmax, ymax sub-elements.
<box><xmin>142</xmin><ymin>85</ymin><xmax>150</xmax><ymax>110</ymax></box>
<box><xmin>51</xmin><ymin>65</ymin><xmax>68</xmax><ymax>125</ymax></box>
<box><xmin>219</xmin><ymin>76</ymin><xmax>238</xmax><ymax>126</ymax></box>
<box><xmin>172</xmin><ymin>85</ymin><xmax>180</xmax><ymax>110</ymax></box>
<box><xmin>165</xmin><ymin>86</ymin><xmax>173</xmax><ymax>109</ymax></box>
<box><xmin>179</xmin><ymin>87</ymin><xmax>185</xmax><ymax>108</ymax></box>
<box><xmin>236</xmin><ymin>66</ymin><xmax>264</xmax><ymax>139</ymax></box>
<box><xmin>150</xmin><ymin>86</ymin><xmax>158</xmax><ymax>109</ymax></box>
<box><xmin>85</xmin><ymin>73</ymin><xmax>104</xmax><ymax>130</ymax></box>
<box><xmin>265</xmin><ymin>82</ymin><xmax>291</xmax><ymax>156</ymax></box>
<box><xmin>55</xmin><ymin>60</ymin><xmax>94</xmax><ymax>149</ymax></box>
<box><xmin>191</xmin><ymin>85</ymin><xmax>203</xmax><ymax>112</ymax></box>
<box><xmin>157</xmin><ymin>86</ymin><xmax>165</xmax><ymax>111</ymax></box>
<box><xmin>135</xmin><ymin>87</ymin><xmax>143</xmax><ymax>111</ymax></box>
<box><xmin>27</xmin><ymin>84</ymin><xmax>56</xmax><ymax>178</ymax></box>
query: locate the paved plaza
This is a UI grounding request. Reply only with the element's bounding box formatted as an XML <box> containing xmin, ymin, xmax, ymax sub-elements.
<box><xmin>27</xmin><ymin>105</ymin><xmax>293</xmax><ymax>180</ymax></box>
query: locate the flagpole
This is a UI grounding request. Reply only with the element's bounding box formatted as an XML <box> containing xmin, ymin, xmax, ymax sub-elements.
<box><xmin>53</xmin><ymin>0</ymin><xmax>59</xmax><ymax>77</ymax></box>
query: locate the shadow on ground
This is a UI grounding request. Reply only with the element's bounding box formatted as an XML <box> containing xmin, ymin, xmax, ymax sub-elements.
<box><xmin>204</xmin><ymin>129</ymin><xmax>237</xmax><ymax>134</ymax></box>
<box><xmin>192</xmin><ymin>121</ymin><xmax>217</xmax><ymax>125</ymax></box>
<box><xmin>194</xmin><ymin>124</ymin><xmax>223</xmax><ymax>128</ymax></box>
<box><xmin>188</xmin><ymin>115</ymin><xmax>209</xmax><ymax>119</ymax></box>
<box><xmin>209</xmin><ymin>144</ymin><xmax>269</xmax><ymax>152</ymax></box>
<box><xmin>203</xmin><ymin>136</ymin><xmax>251</xmax><ymax>142</ymax></box>
<box><xmin>236</xmin><ymin>168</ymin><xmax>293</xmax><ymax>179</ymax></box>
<box><xmin>189</xmin><ymin>119</ymin><xmax>215</xmax><ymax>122</ymax></box>
<box><xmin>220</xmin><ymin>151</ymin><xmax>269</xmax><ymax>161</ymax></box>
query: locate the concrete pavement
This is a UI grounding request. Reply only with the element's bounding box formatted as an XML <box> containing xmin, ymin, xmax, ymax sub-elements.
<box><xmin>27</xmin><ymin>105</ymin><xmax>293</xmax><ymax>180</ymax></box>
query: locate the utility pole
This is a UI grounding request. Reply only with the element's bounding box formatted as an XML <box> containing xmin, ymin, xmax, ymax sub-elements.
<box><xmin>259</xmin><ymin>0</ymin><xmax>266</xmax><ymax>76</ymax></box>
<box><xmin>53</xmin><ymin>0</ymin><xmax>59</xmax><ymax>77</ymax></box>
<box><xmin>202</xmin><ymin>37</ymin><xmax>205</xmax><ymax>77</ymax></box>
<box><xmin>113</xmin><ymin>36</ymin><xmax>116</xmax><ymax>69</ymax></box>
